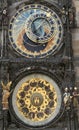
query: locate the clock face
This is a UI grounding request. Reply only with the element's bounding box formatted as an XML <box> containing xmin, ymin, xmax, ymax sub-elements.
<box><xmin>11</xmin><ymin>73</ymin><xmax>62</xmax><ymax>127</ymax></box>
<box><xmin>9</xmin><ymin>4</ymin><xmax>63</xmax><ymax>58</ymax></box>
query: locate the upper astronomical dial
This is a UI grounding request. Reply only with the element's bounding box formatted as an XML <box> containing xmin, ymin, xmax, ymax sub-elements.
<box><xmin>9</xmin><ymin>4</ymin><xmax>63</xmax><ymax>58</ymax></box>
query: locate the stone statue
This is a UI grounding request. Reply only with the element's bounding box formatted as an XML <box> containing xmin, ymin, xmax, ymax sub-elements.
<box><xmin>1</xmin><ymin>81</ymin><xmax>12</xmax><ymax>110</ymax></box>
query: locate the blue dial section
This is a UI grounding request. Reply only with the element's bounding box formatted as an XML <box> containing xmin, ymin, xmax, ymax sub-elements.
<box><xmin>9</xmin><ymin>4</ymin><xmax>63</xmax><ymax>58</ymax></box>
<box><xmin>31</xmin><ymin>18</ymin><xmax>46</xmax><ymax>37</ymax></box>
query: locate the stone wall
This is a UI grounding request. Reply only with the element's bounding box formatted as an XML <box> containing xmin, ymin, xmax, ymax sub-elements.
<box><xmin>73</xmin><ymin>0</ymin><xmax>79</xmax><ymax>27</ymax></box>
<box><xmin>72</xmin><ymin>0</ymin><xmax>79</xmax><ymax>85</ymax></box>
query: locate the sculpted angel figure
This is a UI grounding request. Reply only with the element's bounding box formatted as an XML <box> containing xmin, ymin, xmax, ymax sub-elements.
<box><xmin>1</xmin><ymin>81</ymin><xmax>12</xmax><ymax>110</ymax></box>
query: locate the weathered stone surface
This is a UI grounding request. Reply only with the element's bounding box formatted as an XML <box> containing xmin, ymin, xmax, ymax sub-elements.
<box><xmin>72</xmin><ymin>29</ymin><xmax>79</xmax><ymax>83</ymax></box>
<box><xmin>73</xmin><ymin>0</ymin><xmax>79</xmax><ymax>27</ymax></box>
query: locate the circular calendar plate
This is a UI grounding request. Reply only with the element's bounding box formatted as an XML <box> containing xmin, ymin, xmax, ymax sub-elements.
<box><xmin>9</xmin><ymin>73</ymin><xmax>63</xmax><ymax>128</ymax></box>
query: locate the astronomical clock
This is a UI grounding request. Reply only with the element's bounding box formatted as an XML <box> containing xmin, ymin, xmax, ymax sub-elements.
<box><xmin>9</xmin><ymin>3</ymin><xmax>63</xmax><ymax>58</ymax></box>
<box><xmin>0</xmin><ymin>0</ymin><xmax>78</xmax><ymax>130</ymax></box>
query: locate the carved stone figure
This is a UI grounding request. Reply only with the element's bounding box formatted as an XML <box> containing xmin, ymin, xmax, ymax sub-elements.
<box><xmin>1</xmin><ymin>81</ymin><xmax>12</xmax><ymax>110</ymax></box>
